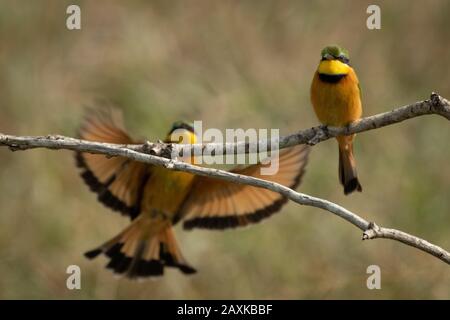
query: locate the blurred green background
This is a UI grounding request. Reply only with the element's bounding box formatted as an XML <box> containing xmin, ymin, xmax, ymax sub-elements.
<box><xmin>0</xmin><ymin>0</ymin><xmax>449</xmax><ymax>299</ymax></box>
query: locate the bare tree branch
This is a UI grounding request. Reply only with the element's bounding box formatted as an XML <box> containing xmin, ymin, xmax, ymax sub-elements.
<box><xmin>145</xmin><ymin>92</ymin><xmax>450</xmax><ymax>157</ymax></box>
<box><xmin>2</xmin><ymin>93</ymin><xmax>449</xmax><ymax>157</ymax></box>
<box><xmin>0</xmin><ymin>93</ymin><xmax>449</xmax><ymax>265</ymax></box>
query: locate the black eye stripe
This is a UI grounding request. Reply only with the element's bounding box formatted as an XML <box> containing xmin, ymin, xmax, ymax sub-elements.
<box><xmin>320</xmin><ymin>56</ymin><xmax>350</xmax><ymax>64</ymax></box>
<box><xmin>337</xmin><ymin>56</ymin><xmax>350</xmax><ymax>64</ymax></box>
<box><xmin>170</xmin><ymin>123</ymin><xmax>195</xmax><ymax>133</ymax></box>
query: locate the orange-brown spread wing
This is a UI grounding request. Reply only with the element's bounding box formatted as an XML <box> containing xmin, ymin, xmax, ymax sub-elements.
<box><xmin>75</xmin><ymin>108</ymin><xmax>151</xmax><ymax>219</ymax></box>
<box><xmin>179</xmin><ymin>145</ymin><xmax>310</xmax><ymax>230</ymax></box>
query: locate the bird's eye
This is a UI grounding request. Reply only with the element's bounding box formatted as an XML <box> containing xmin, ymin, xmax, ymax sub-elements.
<box><xmin>338</xmin><ymin>55</ymin><xmax>349</xmax><ymax>64</ymax></box>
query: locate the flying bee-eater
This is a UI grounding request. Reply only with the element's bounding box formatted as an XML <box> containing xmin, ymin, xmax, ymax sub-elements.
<box><xmin>310</xmin><ymin>45</ymin><xmax>363</xmax><ymax>195</ymax></box>
<box><xmin>75</xmin><ymin>108</ymin><xmax>310</xmax><ymax>278</ymax></box>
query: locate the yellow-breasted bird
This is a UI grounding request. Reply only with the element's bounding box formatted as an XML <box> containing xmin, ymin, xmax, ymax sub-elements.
<box><xmin>75</xmin><ymin>108</ymin><xmax>310</xmax><ymax>278</ymax></box>
<box><xmin>310</xmin><ymin>45</ymin><xmax>363</xmax><ymax>195</ymax></box>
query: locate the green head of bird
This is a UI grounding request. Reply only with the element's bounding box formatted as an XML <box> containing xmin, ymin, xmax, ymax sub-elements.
<box><xmin>321</xmin><ymin>45</ymin><xmax>350</xmax><ymax>63</ymax></box>
<box><xmin>318</xmin><ymin>45</ymin><xmax>351</xmax><ymax>75</ymax></box>
<box><xmin>166</xmin><ymin>121</ymin><xmax>197</xmax><ymax>144</ymax></box>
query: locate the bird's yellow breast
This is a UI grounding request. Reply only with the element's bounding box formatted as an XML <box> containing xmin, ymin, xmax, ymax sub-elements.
<box><xmin>142</xmin><ymin>166</ymin><xmax>195</xmax><ymax>220</ymax></box>
<box><xmin>318</xmin><ymin>60</ymin><xmax>351</xmax><ymax>75</ymax></box>
<box><xmin>310</xmin><ymin>68</ymin><xmax>362</xmax><ymax>126</ymax></box>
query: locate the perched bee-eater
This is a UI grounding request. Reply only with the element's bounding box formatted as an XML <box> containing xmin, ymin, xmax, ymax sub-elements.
<box><xmin>310</xmin><ymin>45</ymin><xmax>363</xmax><ymax>195</ymax></box>
<box><xmin>76</xmin><ymin>108</ymin><xmax>310</xmax><ymax>278</ymax></box>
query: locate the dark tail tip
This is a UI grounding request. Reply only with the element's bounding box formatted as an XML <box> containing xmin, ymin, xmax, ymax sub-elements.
<box><xmin>84</xmin><ymin>248</ymin><xmax>103</xmax><ymax>259</ymax></box>
<box><xmin>344</xmin><ymin>178</ymin><xmax>363</xmax><ymax>195</ymax></box>
<box><xmin>159</xmin><ymin>244</ymin><xmax>197</xmax><ymax>275</ymax></box>
<box><xmin>93</xmin><ymin>242</ymin><xmax>197</xmax><ymax>278</ymax></box>
<box><xmin>178</xmin><ymin>264</ymin><xmax>197</xmax><ymax>275</ymax></box>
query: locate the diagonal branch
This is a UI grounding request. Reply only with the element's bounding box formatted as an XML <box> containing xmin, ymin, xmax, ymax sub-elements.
<box><xmin>1</xmin><ymin>126</ymin><xmax>450</xmax><ymax>264</ymax></box>
<box><xmin>0</xmin><ymin>93</ymin><xmax>449</xmax><ymax>264</ymax></box>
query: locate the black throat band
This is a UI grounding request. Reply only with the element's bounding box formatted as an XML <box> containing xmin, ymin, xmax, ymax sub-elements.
<box><xmin>318</xmin><ymin>73</ymin><xmax>347</xmax><ymax>83</ymax></box>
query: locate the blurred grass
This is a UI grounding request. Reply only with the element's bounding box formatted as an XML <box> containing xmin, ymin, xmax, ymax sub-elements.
<box><xmin>0</xmin><ymin>0</ymin><xmax>449</xmax><ymax>299</ymax></box>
